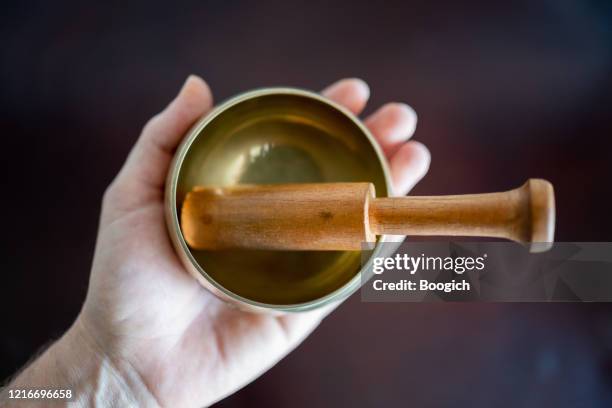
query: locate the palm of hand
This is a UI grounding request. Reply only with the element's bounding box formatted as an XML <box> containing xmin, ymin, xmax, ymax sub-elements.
<box><xmin>78</xmin><ymin>76</ymin><xmax>429</xmax><ymax>407</ymax></box>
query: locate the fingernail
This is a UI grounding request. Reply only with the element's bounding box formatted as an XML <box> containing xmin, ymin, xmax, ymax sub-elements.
<box><xmin>411</xmin><ymin>141</ymin><xmax>432</xmax><ymax>173</ymax></box>
<box><xmin>396</xmin><ymin>103</ymin><xmax>417</xmax><ymax>122</ymax></box>
<box><xmin>348</xmin><ymin>77</ymin><xmax>370</xmax><ymax>99</ymax></box>
<box><xmin>180</xmin><ymin>74</ymin><xmax>204</xmax><ymax>94</ymax></box>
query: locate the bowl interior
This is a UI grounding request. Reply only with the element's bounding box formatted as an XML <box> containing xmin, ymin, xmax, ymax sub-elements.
<box><xmin>176</xmin><ymin>90</ymin><xmax>388</xmax><ymax>305</ymax></box>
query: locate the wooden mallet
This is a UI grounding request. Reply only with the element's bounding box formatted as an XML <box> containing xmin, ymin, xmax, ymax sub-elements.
<box><xmin>180</xmin><ymin>179</ymin><xmax>555</xmax><ymax>252</ymax></box>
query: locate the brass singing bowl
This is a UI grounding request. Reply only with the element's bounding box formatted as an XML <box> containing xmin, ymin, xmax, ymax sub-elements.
<box><xmin>165</xmin><ymin>88</ymin><xmax>392</xmax><ymax>312</ymax></box>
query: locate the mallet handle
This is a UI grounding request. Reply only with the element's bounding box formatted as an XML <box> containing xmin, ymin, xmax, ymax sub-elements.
<box><xmin>369</xmin><ymin>179</ymin><xmax>555</xmax><ymax>252</ymax></box>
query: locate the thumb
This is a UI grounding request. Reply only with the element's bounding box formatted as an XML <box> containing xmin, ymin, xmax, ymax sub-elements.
<box><xmin>107</xmin><ymin>75</ymin><xmax>213</xmax><ymax>213</ymax></box>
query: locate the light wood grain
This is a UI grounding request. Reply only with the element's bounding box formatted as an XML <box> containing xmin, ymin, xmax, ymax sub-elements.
<box><xmin>369</xmin><ymin>179</ymin><xmax>555</xmax><ymax>252</ymax></box>
<box><xmin>181</xmin><ymin>183</ymin><xmax>376</xmax><ymax>251</ymax></box>
<box><xmin>180</xmin><ymin>179</ymin><xmax>555</xmax><ymax>252</ymax></box>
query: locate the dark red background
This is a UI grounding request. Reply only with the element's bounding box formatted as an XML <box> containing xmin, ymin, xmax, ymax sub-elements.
<box><xmin>2</xmin><ymin>1</ymin><xmax>612</xmax><ymax>406</ymax></box>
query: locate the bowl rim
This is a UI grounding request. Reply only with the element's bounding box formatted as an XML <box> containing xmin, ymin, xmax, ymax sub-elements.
<box><xmin>165</xmin><ymin>87</ymin><xmax>393</xmax><ymax>312</ymax></box>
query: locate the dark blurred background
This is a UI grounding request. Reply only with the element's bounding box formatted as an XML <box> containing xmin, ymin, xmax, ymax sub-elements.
<box><xmin>2</xmin><ymin>0</ymin><xmax>612</xmax><ymax>406</ymax></box>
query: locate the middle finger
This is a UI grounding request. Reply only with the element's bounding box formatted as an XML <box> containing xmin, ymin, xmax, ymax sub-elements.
<box><xmin>364</xmin><ymin>103</ymin><xmax>418</xmax><ymax>158</ymax></box>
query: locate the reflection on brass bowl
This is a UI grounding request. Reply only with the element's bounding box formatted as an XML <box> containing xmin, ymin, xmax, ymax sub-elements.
<box><xmin>165</xmin><ymin>88</ymin><xmax>392</xmax><ymax>313</ymax></box>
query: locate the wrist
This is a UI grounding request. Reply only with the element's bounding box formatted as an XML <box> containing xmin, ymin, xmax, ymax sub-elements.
<box><xmin>67</xmin><ymin>318</ymin><xmax>161</xmax><ymax>407</ymax></box>
<box><xmin>3</xmin><ymin>318</ymin><xmax>160</xmax><ymax>407</ymax></box>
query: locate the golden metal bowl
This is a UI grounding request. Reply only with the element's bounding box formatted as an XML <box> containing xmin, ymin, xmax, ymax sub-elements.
<box><xmin>165</xmin><ymin>88</ymin><xmax>392</xmax><ymax>312</ymax></box>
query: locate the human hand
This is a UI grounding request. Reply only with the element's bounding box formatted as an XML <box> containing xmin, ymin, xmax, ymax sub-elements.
<box><xmin>7</xmin><ymin>76</ymin><xmax>430</xmax><ymax>407</ymax></box>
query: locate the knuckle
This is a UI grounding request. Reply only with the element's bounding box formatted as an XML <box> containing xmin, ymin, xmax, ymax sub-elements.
<box><xmin>102</xmin><ymin>181</ymin><xmax>122</xmax><ymax>207</ymax></box>
<box><xmin>142</xmin><ymin>113</ymin><xmax>162</xmax><ymax>135</ymax></box>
